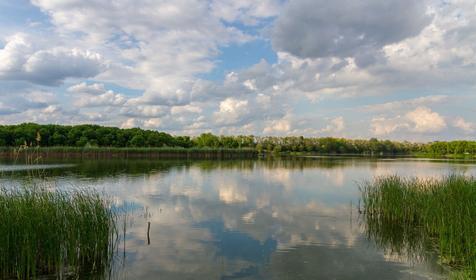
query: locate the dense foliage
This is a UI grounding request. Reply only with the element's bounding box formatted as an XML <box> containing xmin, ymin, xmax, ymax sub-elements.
<box><xmin>0</xmin><ymin>123</ymin><xmax>474</xmax><ymax>155</ymax></box>
<box><xmin>422</xmin><ymin>141</ymin><xmax>476</xmax><ymax>155</ymax></box>
<box><xmin>255</xmin><ymin>136</ymin><xmax>419</xmax><ymax>154</ymax></box>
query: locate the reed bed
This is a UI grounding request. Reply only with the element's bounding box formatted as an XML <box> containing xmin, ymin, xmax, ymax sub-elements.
<box><xmin>0</xmin><ymin>186</ymin><xmax>117</xmax><ymax>279</ymax></box>
<box><xmin>361</xmin><ymin>175</ymin><xmax>476</xmax><ymax>279</ymax></box>
<box><xmin>0</xmin><ymin>146</ymin><xmax>257</xmax><ymax>159</ymax></box>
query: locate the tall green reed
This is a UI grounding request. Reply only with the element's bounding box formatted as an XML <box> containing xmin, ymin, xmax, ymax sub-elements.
<box><xmin>361</xmin><ymin>175</ymin><xmax>476</xmax><ymax>279</ymax></box>
<box><xmin>0</xmin><ymin>185</ymin><xmax>117</xmax><ymax>279</ymax></box>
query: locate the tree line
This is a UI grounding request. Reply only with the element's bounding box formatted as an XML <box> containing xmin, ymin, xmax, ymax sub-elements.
<box><xmin>0</xmin><ymin>123</ymin><xmax>474</xmax><ymax>155</ymax></box>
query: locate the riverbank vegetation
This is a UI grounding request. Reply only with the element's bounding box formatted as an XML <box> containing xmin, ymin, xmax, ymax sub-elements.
<box><xmin>0</xmin><ymin>123</ymin><xmax>475</xmax><ymax>156</ymax></box>
<box><xmin>0</xmin><ymin>186</ymin><xmax>117</xmax><ymax>279</ymax></box>
<box><xmin>0</xmin><ymin>146</ymin><xmax>257</xmax><ymax>159</ymax></box>
<box><xmin>361</xmin><ymin>175</ymin><xmax>476</xmax><ymax>279</ymax></box>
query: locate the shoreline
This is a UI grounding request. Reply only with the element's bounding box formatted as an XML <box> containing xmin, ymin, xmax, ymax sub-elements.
<box><xmin>0</xmin><ymin>146</ymin><xmax>257</xmax><ymax>159</ymax></box>
<box><xmin>1</xmin><ymin>146</ymin><xmax>474</xmax><ymax>160</ymax></box>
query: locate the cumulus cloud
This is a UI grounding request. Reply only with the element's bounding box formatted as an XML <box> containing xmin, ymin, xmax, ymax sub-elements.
<box><xmin>31</xmin><ymin>0</ymin><xmax>256</xmax><ymax>102</ymax></box>
<box><xmin>263</xmin><ymin>119</ymin><xmax>291</xmax><ymax>134</ymax></box>
<box><xmin>67</xmin><ymin>82</ymin><xmax>107</xmax><ymax>95</ymax></box>
<box><xmin>171</xmin><ymin>104</ymin><xmax>202</xmax><ymax>115</ymax></box>
<box><xmin>143</xmin><ymin>118</ymin><xmax>162</xmax><ymax>129</ymax></box>
<box><xmin>321</xmin><ymin>117</ymin><xmax>345</xmax><ymax>133</ymax></box>
<box><xmin>379</xmin><ymin>0</ymin><xmax>476</xmax><ymax>86</ymax></box>
<box><xmin>405</xmin><ymin>106</ymin><xmax>446</xmax><ymax>133</ymax></box>
<box><xmin>0</xmin><ymin>102</ymin><xmax>83</xmax><ymax>125</ymax></box>
<box><xmin>214</xmin><ymin>98</ymin><xmax>250</xmax><ymax>126</ymax></box>
<box><xmin>272</xmin><ymin>0</ymin><xmax>431</xmax><ymax>67</ymax></box>
<box><xmin>263</xmin><ymin>115</ymin><xmax>350</xmax><ymax>137</ymax></box>
<box><xmin>121</xmin><ymin>118</ymin><xmax>140</xmax><ymax>129</ymax></box>
<box><xmin>0</xmin><ymin>34</ymin><xmax>103</xmax><ymax>85</ymax></box>
<box><xmin>67</xmin><ymin>82</ymin><xmax>126</xmax><ymax>107</ymax></box>
<box><xmin>453</xmin><ymin>117</ymin><xmax>474</xmax><ymax>133</ymax></box>
<box><xmin>371</xmin><ymin>116</ymin><xmax>408</xmax><ymax>136</ymax></box>
<box><xmin>0</xmin><ymin>90</ymin><xmax>58</xmax><ymax>117</ymax></box>
<box><xmin>75</xmin><ymin>91</ymin><xmax>126</xmax><ymax>107</ymax></box>
<box><xmin>23</xmin><ymin>49</ymin><xmax>102</xmax><ymax>85</ymax></box>
<box><xmin>371</xmin><ymin>107</ymin><xmax>446</xmax><ymax>136</ymax></box>
<box><xmin>120</xmin><ymin>105</ymin><xmax>168</xmax><ymax>118</ymax></box>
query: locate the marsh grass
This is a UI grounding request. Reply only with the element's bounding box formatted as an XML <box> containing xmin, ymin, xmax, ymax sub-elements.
<box><xmin>0</xmin><ymin>146</ymin><xmax>257</xmax><ymax>160</ymax></box>
<box><xmin>361</xmin><ymin>175</ymin><xmax>476</xmax><ymax>278</ymax></box>
<box><xmin>0</xmin><ymin>185</ymin><xmax>117</xmax><ymax>279</ymax></box>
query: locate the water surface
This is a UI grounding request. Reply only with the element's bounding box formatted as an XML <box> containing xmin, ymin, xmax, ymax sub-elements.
<box><xmin>2</xmin><ymin>157</ymin><xmax>476</xmax><ymax>279</ymax></box>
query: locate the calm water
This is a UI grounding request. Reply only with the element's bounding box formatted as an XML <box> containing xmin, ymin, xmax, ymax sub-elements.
<box><xmin>2</xmin><ymin>157</ymin><xmax>476</xmax><ymax>279</ymax></box>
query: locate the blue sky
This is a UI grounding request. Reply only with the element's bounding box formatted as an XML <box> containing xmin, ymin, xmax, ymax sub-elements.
<box><xmin>0</xmin><ymin>0</ymin><xmax>475</xmax><ymax>140</ymax></box>
<box><xmin>201</xmin><ymin>39</ymin><xmax>278</xmax><ymax>81</ymax></box>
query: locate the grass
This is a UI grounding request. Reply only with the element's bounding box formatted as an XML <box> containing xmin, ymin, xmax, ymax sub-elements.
<box><xmin>360</xmin><ymin>175</ymin><xmax>476</xmax><ymax>279</ymax></box>
<box><xmin>0</xmin><ymin>185</ymin><xmax>117</xmax><ymax>279</ymax></box>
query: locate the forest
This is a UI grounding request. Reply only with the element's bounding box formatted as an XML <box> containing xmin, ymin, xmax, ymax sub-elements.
<box><xmin>0</xmin><ymin>123</ymin><xmax>474</xmax><ymax>155</ymax></box>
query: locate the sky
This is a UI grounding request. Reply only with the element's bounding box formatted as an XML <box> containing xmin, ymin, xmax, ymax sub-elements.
<box><xmin>0</xmin><ymin>0</ymin><xmax>475</xmax><ymax>141</ymax></box>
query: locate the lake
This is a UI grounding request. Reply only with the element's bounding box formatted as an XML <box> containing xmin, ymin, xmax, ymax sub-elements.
<box><xmin>1</xmin><ymin>157</ymin><xmax>476</xmax><ymax>279</ymax></box>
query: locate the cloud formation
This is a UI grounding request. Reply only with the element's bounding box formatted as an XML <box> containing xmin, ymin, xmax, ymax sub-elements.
<box><xmin>453</xmin><ymin>117</ymin><xmax>475</xmax><ymax>134</ymax></box>
<box><xmin>272</xmin><ymin>0</ymin><xmax>431</xmax><ymax>66</ymax></box>
<box><xmin>371</xmin><ymin>107</ymin><xmax>446</xmax><ymax>136</ymax></box>
<box><xmin>0</xmin><ymin>0</ymin><xmax>475</xmax><ymax>140</ymax></box>
<box><xmin>0</xmin><ymin>34</ymin><xmax>103</xmax><ymax>85</ymax></box>
<box><xmin>67</xmin><ymin>82</ymin><xmax>126</xmax><ymax>107</ymax></box>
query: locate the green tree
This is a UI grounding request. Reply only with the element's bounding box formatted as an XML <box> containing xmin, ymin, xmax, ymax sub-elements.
<box><xmin>129</xmin><ymin>134</ymin><xmax>146</xmax><ymax>147</ymax></box>
<box><xmin>194</xmin><ymin>133</ymin><xmax>220</xmax><ymax>148</ymax></box>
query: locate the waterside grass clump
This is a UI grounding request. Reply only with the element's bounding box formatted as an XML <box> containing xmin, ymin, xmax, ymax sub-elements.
<box><xmin>0</xmin><ymin>186</ymin><xmax>117</xmax><ymax>279</ymax></box>
<box><xmin>361</xmin><ymin>175</ymin><xmax>476</xmax><ymax>278</ymax></box>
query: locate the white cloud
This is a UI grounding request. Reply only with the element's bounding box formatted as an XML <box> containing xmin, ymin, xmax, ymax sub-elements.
<box><xmin>371</xmin><ymin>116</ymin><xmax>408</xmax><ymax>136</ymax></box>
<box><xmin>42</xmin><ymin>105</ymin><xmax>60</xmax><ymax>114</ymax></box>
<box><xmin>371</xmin><ymin>107</ymin><xmax>447</xmax><ymax>136</ymax></box>
<box><xmin>25</xmin><ymin>91</ymin><xmax>57</xmax><ymax>105</ymax></box>
<box><xmin>84</xmin><ymin>112</ymin><xmax>106</xmax><ymax>122</ymax></box>
<box><xmin>0</xmin><ymin>34</ymin><xmax>32</xmax><ymax>74</ymax></box>
<box><xmin>362</xmin><ymin>95</ymin><xmax>448</xmax><ymax>112</ymax></box>
<box><xmin>31</xmin><ymin>0</ymin><xmax>254</xmax><ymax>103</ymax></box>
<box><xmin>0</xmin><ymin>34</ymin><xmax>103</xmax><ymax>85</ymax></box>
<box><xmin>144</xmin><ymin>118</ymin><xmax>162</xmax><ymax>129</ymax></box>
<box><xmin>264</xmin><ymin>119</ymin><xmax>291</xmax><ymax>134</ymax></box>
<box><xmin>0</xmin><ymin>89</ymin><xmax>59</xmax><ymax>117</ymax></box>
<box><xmin>121</xmin><ymin>118</ymin><xmax>140</xmax><ymax>129</ymax></box>
<box><xmin>380</xmin><ymin>0</ymin><xmax>476</xmax><ymax>86</ymax></box>
<box><xmin>321</xmin><ymin>117</ymin><xmax>345</xmax><ymax>133</ymax></box>
<box><xmin>214</xmin><ymin>98</ymin><xmax>250</xmax><ymax>125</ymax></box>
<box><xmin>120</xmin><ymin>105</ymin><xmax>167</xmax><ymax>118</ymax></box>
<box><xmin>23</xmin><ymin>48</ymin><xmax>102</xmax><ymax>85</ymax></box>
<box><xmin>405</xmin><ymin>106</ymin><xmax>446</xmax><ymax>133</ymax></box>
<box><xmin>75</xmin><ymin>91</ymin><xmax>126</xmax><ymax>107</ymax></box>
<box><xmin>171</xmin><ymin>104</ymin><xmax>202</xmax><ymax>115</ymax></box>
<box><xmin>68</xmin><ymin>82</ymin><xmax>107</xmax><ymax>95</ymax></box>
<box><xmin>68</xmin><ymin>82</ymin><xmax>126</xmax><ymax>108</ymax></box>
<box><xmin>243</xmin><ymin>79</ymin><xmax>257</xmax><ymax>91</ymax></box>
<box><xmin>453</xmin><ymin>117</ymin><xmax>474</xmax><ymax>133</ymax></box>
